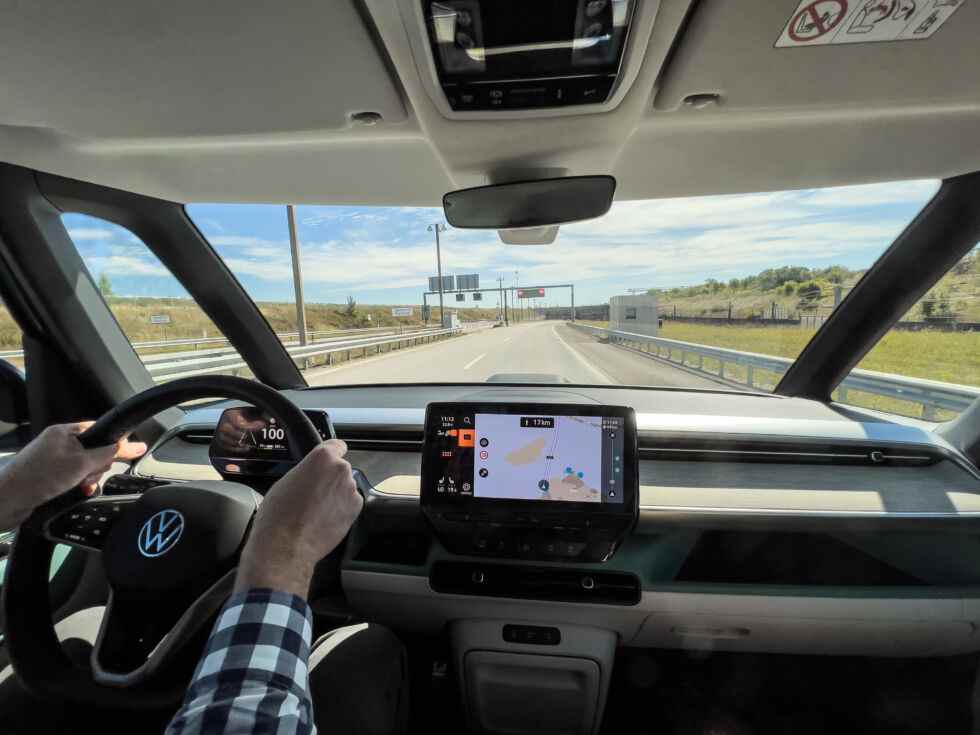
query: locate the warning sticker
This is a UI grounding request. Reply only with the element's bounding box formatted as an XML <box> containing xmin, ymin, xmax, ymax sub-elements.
<box><xmin>776</xmin><ymin>0</ymin><xmax>966</xmax><ymax>47</ymax></box>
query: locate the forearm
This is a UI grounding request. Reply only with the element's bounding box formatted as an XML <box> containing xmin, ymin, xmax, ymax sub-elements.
<box><xmin>0</xmin><ymin>461</ymin><xmax>36</xmax><ymax>531</ymax></box>
<box><xmin>165</xmin><ymin>588</ymin><xmax>315</xmax><ymax>735</ymax></box>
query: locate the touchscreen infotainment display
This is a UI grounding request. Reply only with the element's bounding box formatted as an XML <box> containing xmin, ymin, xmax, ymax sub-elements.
<box><xmin>425</xmin><ymin>405</ymin><xmax>629</xmax><ymax>505</ymax></box>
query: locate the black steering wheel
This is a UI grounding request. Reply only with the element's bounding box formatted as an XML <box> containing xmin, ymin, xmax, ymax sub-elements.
<box><xmin>2</xmin><ymin>376</ymin><xmax>323</xmax><ymax>709</ymax></box>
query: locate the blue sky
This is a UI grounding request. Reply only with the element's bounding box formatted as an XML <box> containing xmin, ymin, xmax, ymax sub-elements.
<box><xmin>64</xmin><ymin>179</ymin><xmax>939</xmax><ymax>307</ymax></box>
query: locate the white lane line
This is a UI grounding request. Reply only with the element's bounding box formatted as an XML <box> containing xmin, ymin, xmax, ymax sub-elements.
<box><xmin>463</xmin><ymin>353</ymin><xmax>487</xmax><ymax>370</ymax></box>
<box><xmin>551</xmin><ymin>325</ymin><xmax>613</xmax><ymax>385</ymax></box>
<box><xmin>502</xmin><ymin>337</ymin><xmax>512</xmax><ymax>343</ymax></box>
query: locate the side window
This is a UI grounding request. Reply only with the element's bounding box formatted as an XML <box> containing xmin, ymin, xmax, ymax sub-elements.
<box><xmin>0</xmin><ymin>297</ymin><xmax>26</xmax><ymax>446</ymax></box>
<box><xmin>62</xmin><ymin>214</ymin><xmax>243</xmax><ymax>381</ymax></box>
<box><xmin>835</xmin><ymin>247</ymin><xmax>980</xmax><ymax>421</ymax></box>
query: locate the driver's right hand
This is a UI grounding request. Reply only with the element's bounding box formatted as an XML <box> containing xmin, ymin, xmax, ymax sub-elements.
<box><xmin>233</xmin><ymin>439</ymin><xmax>363</xmax><ymax>599</ymax></box>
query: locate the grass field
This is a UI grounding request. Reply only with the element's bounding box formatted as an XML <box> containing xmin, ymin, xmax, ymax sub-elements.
<box><xmin>584</xmin><ymin>320</ymin><xmax>979</xmax><ymax>420</ymax></box>
<box><xmin>655</xmin><ymin>250</ymin><xmax>979</xmax><ymax>323</ymax></box>
<box><xmin>659</xmin><ymin>322</ymin><xmax>980</xmax><ymax>388</ymax></box>
<box><xmin>0</xmin><ymin>297</ymin><xmax>498</xmax><ymax>352</ymax></box>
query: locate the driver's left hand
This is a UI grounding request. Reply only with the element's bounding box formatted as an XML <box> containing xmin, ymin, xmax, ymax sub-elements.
<box><xmin>0</xmin><ymin>421</ymin><xmax>147</xmax><ymax>529</ymax></box>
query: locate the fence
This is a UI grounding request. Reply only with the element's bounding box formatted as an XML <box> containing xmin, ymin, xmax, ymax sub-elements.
<box><xmin>571</xmin><ymin>324</ymin><xmax>980</xmax><ymax>420</ymax></box>
<box><xmin>146</xmin><ymin>327</ymin><xmax>462</xmax><ymax>381</ymax></box>
<box><xmin>0</xmin><ymin>324</ymin><xmax>413</xmax><ymax>361</ymax></box>
<box><xmin>655</xmin><ymin>313</ymin><xmax>980</xmax><ymax>332</ymax></box>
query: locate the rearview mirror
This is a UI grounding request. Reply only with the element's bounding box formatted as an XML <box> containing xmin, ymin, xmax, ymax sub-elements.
<box><xmin>442</xmin><ymin>176</ymin><xmax>616</xmax><ymax>230</ymax></box>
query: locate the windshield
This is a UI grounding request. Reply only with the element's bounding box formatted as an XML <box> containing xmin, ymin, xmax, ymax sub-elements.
<box><xmin>112</xmin><ymin>179</ymin><xmax>959</xmax><ymax>419</ymax></box>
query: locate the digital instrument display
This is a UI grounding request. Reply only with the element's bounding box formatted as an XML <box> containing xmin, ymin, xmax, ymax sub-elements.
<box><xmin>208</xmin><ymin>407</ymin><xmax>334</xmax><ymax>477</ymax></box>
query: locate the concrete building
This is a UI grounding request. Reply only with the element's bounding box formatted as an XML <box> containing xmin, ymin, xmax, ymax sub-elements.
<box><xmin>609</xmin><ymin>294</ymin><xmax>659</xmax><ymax>336</ymax></box>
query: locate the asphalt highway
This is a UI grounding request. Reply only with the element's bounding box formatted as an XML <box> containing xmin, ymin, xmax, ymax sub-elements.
<box><xmin>307</xmin><ymin>321</ymin><xmax>724</xmax><ymax>389</ymax></box>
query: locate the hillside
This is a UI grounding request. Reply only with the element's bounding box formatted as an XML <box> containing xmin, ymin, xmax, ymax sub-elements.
<box><xmin>653</xmin><ymin>249</ymin><xmax>980</xmax><ymax>323</ymax></box>
<box><xmin>0</xmin><ymin>298</ymin><xmax>498</xmax><ymax>350</ymax></box>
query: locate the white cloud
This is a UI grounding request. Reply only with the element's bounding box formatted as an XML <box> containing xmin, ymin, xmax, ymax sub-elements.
<box><xmin>85</xmin><ymin>255</ymin><xmax>171</xmax><ymax>277</ymax></box>
<box><xmin>802</xmin><ymin>179</ymin><xmax>938</xmax><ymax>208</ymax></box>
<box><xmin>67</xmin><ymin>227</ymin><xmax>114</xmax><ymax>241</ymax></box>
<box><xmin>209</xmin><ymin>235</ymin><xmax>280</xmax><ymax>248</ymax></box>
<box><xmin>184</xmin><ymin>180</ymin><xmax>937</xmax><ymax>300</ymax></box>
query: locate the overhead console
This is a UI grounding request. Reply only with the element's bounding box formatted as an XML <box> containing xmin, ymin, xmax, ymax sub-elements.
<box><xmin>421</xmin><ymin>0</ymin><xmax>636</xmax><ymax>111</ymax></box>
<box><xmin>420</xmin><ymin>402</ymin><xmax>638</xmax><ymax>562</ymax></box>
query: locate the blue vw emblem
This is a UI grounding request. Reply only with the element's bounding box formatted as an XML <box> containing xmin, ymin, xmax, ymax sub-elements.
<box><xmin>137</xmin><ymin>509</ymin><xmax>185</xmax><ymax>558</ymax></box>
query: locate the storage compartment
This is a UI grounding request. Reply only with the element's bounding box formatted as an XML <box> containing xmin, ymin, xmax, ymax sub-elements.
<box><xmin>452</xmin><ymin>621</ymin><xmax>617</xmax><ymax>735</ymax></box>
<box><xmin>464</xmin><ymin>651</ymin><xmax>600</xmax><ymax>735</ymax></box>
<box><xmin>674</xmin><ymin>531</ymin><xmax>929</xmax><ymax>586</ymax></box>
<box><xmin>430</xmin><ymin>561</ymin><xmax>640</xmax><ymax>604</ymax></box>
<box><xmin>637</xmin><ymin>614</ymin><xmax>977</xmax><ymax>657</ymax></box>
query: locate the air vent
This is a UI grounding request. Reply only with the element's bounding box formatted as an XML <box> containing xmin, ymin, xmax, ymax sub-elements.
<box><xmin>335</xmin><ymin>426</ymin><xmax>423</xmax><ymax>451</ymax></box>
<box><xmin>638</xmin><ymin>435</ymin><xmax>939</xmax><ymax>467</ymax></box>
<box><xmin>175</xmin><ymin>429</ymin><xmax>215</xmax><ymax>445</ymax></box>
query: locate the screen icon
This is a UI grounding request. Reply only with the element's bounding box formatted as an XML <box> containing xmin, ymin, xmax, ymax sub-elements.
<box><xmin>479</xmin><ymin>450</ymin><xmax>488</xmax><ymax>460</ymax></box>
<box><xmin>479</xmin><ymin>437</ymin><xmax>489</xmax><ymax>447</ymax></box>
<box><xmin>478</xmin><ymin>468</ymin><xmax>489</xmax><ymax>478</ymax></box>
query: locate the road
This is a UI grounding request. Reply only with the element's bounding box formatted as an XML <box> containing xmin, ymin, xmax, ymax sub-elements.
<box><xmin>306</xmin><ymin>321</ymin><xmax>725</xmax><ymax>389</ymax></box>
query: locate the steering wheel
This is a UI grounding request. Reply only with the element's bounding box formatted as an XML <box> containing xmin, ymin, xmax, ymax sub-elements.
<box><xmin>2</xmin><ymin>376</ymin><xmax>323</xmax><ymax>709</ymax></box>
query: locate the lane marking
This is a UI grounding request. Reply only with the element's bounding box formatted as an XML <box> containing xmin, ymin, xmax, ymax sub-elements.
<box><xmin>463</xmin><ymin>353</ymin><xmax>486</xmax><ymax>370</ymax></box>
<box><xmin>305</xmin><ymin>327</ymin><xmax>491</xmax><ymax>381</ymax></box>
<box><xmin>502</xmin><ymin>337</ymin><xmax>512</xmax><ymax>343</ymax></box>
<box><xmin>551</xmin><ymin>325</ymin><xmax>613</xmax><ymax>385</ymax></box>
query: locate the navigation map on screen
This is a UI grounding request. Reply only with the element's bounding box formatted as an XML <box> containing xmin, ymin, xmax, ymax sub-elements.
<box><xmin>473</xmin><ymin>413</ymin><xmax>624</xmax><ymax>503</ymax></box>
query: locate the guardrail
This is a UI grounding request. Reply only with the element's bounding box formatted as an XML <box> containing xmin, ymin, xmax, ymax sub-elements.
<box><xmin>0</xmin><ymin>325</ymin><xmax>417</xmax><ymax>361</ymax></box>
<box><xmin>571</xmin><ymin>323</ymin><xmax>980</xmax><ymax>419</ymax></box>
<box><xmin>148</xmin><ymin>327</ymin><xmax>462</xmax><ymax>381</ymax></box>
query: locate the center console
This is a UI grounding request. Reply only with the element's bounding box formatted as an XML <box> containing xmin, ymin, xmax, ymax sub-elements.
<box><xmin>420</xmin><ymin>403</ymin><xmax>638</xmax><ymax>735</ymax></box>
<box><xmin>420</xmin><ymin>402</ymin><xmax>638</xmax><ymax>562</ymax></box>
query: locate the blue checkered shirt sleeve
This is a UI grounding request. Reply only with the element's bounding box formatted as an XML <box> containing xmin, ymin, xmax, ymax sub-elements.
<box><xmin>165</xmin><ymin>588</ymin><xmax>316</xmax><ymax>735</ymax></box>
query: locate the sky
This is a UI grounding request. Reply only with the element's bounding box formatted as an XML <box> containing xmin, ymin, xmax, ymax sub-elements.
<box><xmin>63</xmin><ymin>179</ymin><xmax>939</xmax><ymax>307</ymax></box>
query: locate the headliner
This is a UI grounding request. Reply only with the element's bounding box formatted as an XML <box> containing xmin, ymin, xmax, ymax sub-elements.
<box><xmin>0</xmin><ymin>0</ymin><xmax>977</xmax><ymax>205</ymax></box>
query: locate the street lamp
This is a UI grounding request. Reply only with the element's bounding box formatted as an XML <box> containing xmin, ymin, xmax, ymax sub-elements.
<box><xmin>429</xmin><ymin>223</ymin><xmax>447</xmax><ymax>328</ymax></box>
<box><xmin>514</xmin><ymin>270</ymin><xmax>520</xmax><ymax>322</ymax></box>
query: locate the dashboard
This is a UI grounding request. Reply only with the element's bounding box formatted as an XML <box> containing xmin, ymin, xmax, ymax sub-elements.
<box><xmin>125</xmin><ymin>383</ymin><xmax>980</xmax><ymax>658</ymax></box>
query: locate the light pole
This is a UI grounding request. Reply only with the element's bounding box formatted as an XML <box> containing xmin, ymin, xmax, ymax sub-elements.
<box><xmin>514</xmin><ymin>271</ymin><xmax>520</xmax><ymax>323</ymax></box>
<box><xmin>286</xmin><ymin>205</ymin><xmax>308</xmax><ymax>345</ymax></box>
<box><xmin>429</xmin><ymin>223</ymin><xmax>447</xmax><ymax>328</ymax></box>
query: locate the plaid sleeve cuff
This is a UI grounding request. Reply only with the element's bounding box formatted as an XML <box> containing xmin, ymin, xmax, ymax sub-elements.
<box><xmin>165</xmin><ymin>588</ymin><xmax>315</xmax><ymax>735</ymax></box>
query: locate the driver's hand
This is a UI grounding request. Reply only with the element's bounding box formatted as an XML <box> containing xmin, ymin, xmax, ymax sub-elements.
<box><xmin>0</xmin><ymin>421</ymin><xmax>147</xmax><ymax>530</ymax></box>
<box><xmin>234</xmin><ymin>439</ymin><xmax>363</xmax><ymax>599</ymax></box>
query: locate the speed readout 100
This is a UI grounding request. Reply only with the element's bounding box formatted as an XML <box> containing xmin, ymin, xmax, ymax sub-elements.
<box><xmin>260</xmin><ymin>426</ymin><xmax>286</xmax><ymax>441</ymax></box>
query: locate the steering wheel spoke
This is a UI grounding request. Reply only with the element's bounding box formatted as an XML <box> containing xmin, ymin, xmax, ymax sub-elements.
<box><xmin>92</xmin><ymin>570</ymin><xmax>236</xmax><ymax>687</ymax></box>
<box><xmin>44</xmin><ymin>494</ymin><xmax>140</xmax><ymax>552</ymax></box>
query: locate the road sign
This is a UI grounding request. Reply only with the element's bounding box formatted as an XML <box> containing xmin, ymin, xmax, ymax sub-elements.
<box><xmin>149</xmin><ymin>314</ymin><xmax>171</xmax><ymax>325</ymax></box>
<box><xmin>391</xmin><ymin>307</ymin><xmax>413</xmax><ymax>317</ymax></box>
<box><xmin>517</xmin><ymin>288</ymin><xmax>545</xmax><ymax>298</ymax></box>
<box><xmin>457</xmin><ymin>274</ymin><xmax>479</xmax><ymax>291</ymax></box>
<box><xmin>429</xmin><ymin>275</ymin><xmax>455</xmax><ymax>292</ymax></box>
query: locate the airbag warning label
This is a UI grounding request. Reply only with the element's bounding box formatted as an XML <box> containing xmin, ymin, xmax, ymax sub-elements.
<box><xmin>775</xmin><ymin>0</ymin><xmax>966</xmax><ymax>47</ymax></box>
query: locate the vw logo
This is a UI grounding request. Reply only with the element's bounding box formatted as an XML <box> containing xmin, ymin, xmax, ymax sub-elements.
<box><xmin>137</xmin><ymin>509</ymin><xmax>185</xmax><ymax>558</ymax></box>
